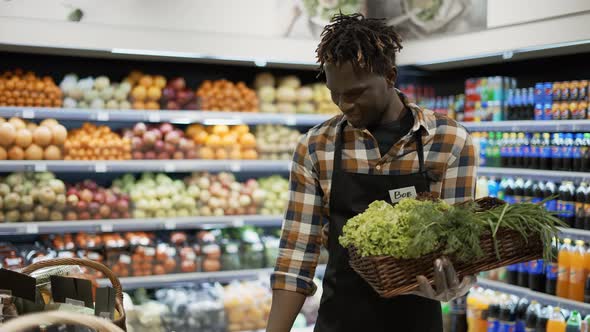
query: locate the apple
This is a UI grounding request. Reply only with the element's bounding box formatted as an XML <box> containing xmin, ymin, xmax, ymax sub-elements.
<box><xmin>67</xmin><ymin>194</ymin><xmax>79</xmax><ymax>207</ymax></box>
<box><xmin>166</xmin><ymin>100</ymin><xmax>180</xmax><ymax>110</ymax></box>
<box><xmin>165</xmin><ymin>131</ymin><xmax>180</xmax><ymax>145</ymax></box>
<box><xmin>170</xmin><ymin>77</ymin><xmax>186</xmax><ymax>91</ymax></box>
<box><xmin>133</xmin><ymin>122</ymin><xmax>148</xmax><ymax>136</ymax></box>
<box><xmin>185</xmin><ymin>149</ymin><xmax>198</xmax><ymax>159</ymax></box>
<box><xmin>131</xmin><ymin>137</ymin><xmax>143</xmax><ymax>151</ymax></box>
<box><xmin>79</xmin><ymin>211</ymin><xmax>91</xmax><ymax>220</ymax></box>
<box><xmin>99</xmin><ymin>205</ymin><xmax>111</xmax><ymax>218</ymax></box>
<box><xmin>150</xmin><ymin>128</ymin><xmax>162</xmax><ymax>141</ymax></box>
<box><xmin>105</xmin><ymin>192</ymin><xmax>118</xmax><ymax>207</ymax></box>
<box><xmin>159</xmin><ymin>123</ymin><xmax>174</xmax><ymax>135</ymax></box>
<box><xmin>144</xmin><ymin>151</ymin><xmax>156</xmax><ymax>159</ymax></box>
<box><xmin>89</xmin><ymin>202</ymin><xmax>100</xmax><ymax>214</ymax></box>
<box><xmin>94</xmin><ymin>191</ymin><xmax>105</xmax><ymax>204</ymax></box>
<box><xmin>65</xmin><ymin>211</ymin><xmax>78</xmax><ymax>221</ymax></box>
<box><xmin>110</xmin><ymin>211</ymin><xmax>121</xmax><ymax>219</ymax></box>
<box><xmin>132</xmin><ymin>151</ymin><xmax>144</xmax><ymax>160</ymax></box>
<box><xmin>154</xmin><ymin>140</ymin><xmax>165</xmax><ymax>153</ymax></box>
<box><xmin>116</xmin><ymin>200</ymin><xmax>129</xmax><ymax>213</ymax></box>
<box><xmin>157</xmin><ymin>152</ymin><xmax>170</xmax><ymax>160</ymax></box>
<box><xmin>76</xmin><ymin>200</ymin><xmax>88</xmax><ymax>212</ymax></box>
<box><xmin>162</xmin><ymin>87</ymin><xmax>176</xmax><ymax>100</ymax></box>
<box><xmin>67</xmin><ymin>187</ymin><xmax>78</xmax><ymax>197</ymax></box>
<box><xmin>142</xmin><ymin>131</ymin><xmax>157</xmax><ymax>146</ymax></box>
<box><xmin>82</xmin><ymin>180</ymin><xmax>98</xmax><ymax>191</ymax></box>
<box><xmin>92</xmin><ymin>213</ymin><xmax>102</xmax><ymax>220</ymax></box>
<box><xmin>164</xmin><ymin>142</ymin><xmax>176</xmax><ymax>154</ymax></box>
<box><xmin>173</xmin><ymin>151</ymin><xmax>184</xmax><ymax>160</ymax></box>
<box><xmin>121</xmin><ymin>211</ymin><xmax>131</xmax><ymax>219</ymax></box>
<box><xmin>80</xmin><ymin>189</ymin><xmax>93</xmax><ymax>203</ymax></box>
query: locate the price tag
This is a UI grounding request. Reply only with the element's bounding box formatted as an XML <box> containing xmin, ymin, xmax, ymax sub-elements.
<box><xmin>95</xmin><ymin>163</ymin><xmax>107</xmax><ymax>173</ymax></box>
<box><xmin>232</xmin><ymin>218</ymin><xmax>244</xmax><ymax>227</ymax></box>
<box><xmin>22</xmin><ymin>109</ymin><xmax>35</xmax><ymax>119</ymax></box>
<box><xmin>164</xmin><ymin>163</ymin><xmax>176</xmax><ymax>172</ymax></box>
<box><xmin>97</xmin><ymin>111</ymin><xmax>110</xmax><ymax>121</ymax></box>
<box><xmin>25</xmin><ymin>224</ymin><xmax>39</xmax><ymax>234</ymax></box>
<box><xmin>119</xmin><ymin>254</ymin><xmax>131</xmax><ymax>264</ymax></box>
<box><xmin>101</xmin><ymin>224</ymin><xmax>113</xmax><ymax>232</ymax></box>
<box><xmin>34</xmin><ymin>163</ymin><xmax>47</xmax><ymax>172</ymax></box>
<box><xmin>148</xmin><ymin>113</ymin><xmax>161</xmax><ymax>123</ymax></box>
<box><xmin>88</xmin><ymin>252</ymin><xmax>101</xmax><ymax>260</ymax></box>
<box><xmin>285</xmin><ymin>116</ymin><xmax>297</xmax><ymax>126</ymax></box>
<box><xmin>164</xmin><ymin>220</ymin><xmax>176</xmax><ymax>230</ymax></box>
<box><xmin>230</xmin><ymin>162</ymin><xmax>241</xmax><ymax>172</ymax></box>
<box><xmin>144</xmin><ymin>247</ymin><xmax>156</xmax><ymax>257</ymax></box>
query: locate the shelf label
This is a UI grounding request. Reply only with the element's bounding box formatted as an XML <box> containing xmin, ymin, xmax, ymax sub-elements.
<box><xmin>97</xmin><ymin>111</ymin><xmax>110</xmax><ymax>121</ymax></box>
<box><xmin>25</xmin><ymin>224</ymin><xmax>39</xmax><ymax>234</ymax></box>
<box><xmin>119</xmin><ymin>254</ymin><xmax>131</xmax><ymax>264</ymax></box>
<box><xmin>232</xmin><ymin>218</ymin><xmax>244</xmax><ymax>227</ymax></box>
<box><xmin>164</xmin><ymin>220</ymin><xmax>176</xmax><ymax>230</ymax></box>
<box><xmin>148</xmin><ymin>113</ymin><xmax>161</xmax><ymax>123</ymax></box>
<box><xmin>34</xmin><ymin>163</ymin><xmax>47</xmax><ymax>172</ymax></box>
<box><xmin>164</xmin><ymin>163</ymin><xmax>176</xmax><ymax>172</ymax></box>
<box><xmin>230</xmin><ymin>162</ymin><xmax>241</xmax><ymax>172</ymax></box>
<box><xmin>22</xmin><ymin>109</ymin><xmax>35</xmax><ymax>119</ymax></box>
<box><xmin>101</xmin><ymin>224</ymin><xmax>113</xmax><ymax>232</ymax></box>
<box><xmin>95</xmin><ymin>163</ymin><xmax>107</xmax><ymax>173</ymax></box>
<box><xmin>285</xmin><ymin>116</ymin><xmax>297</xmax><ymax>126</ymax></box>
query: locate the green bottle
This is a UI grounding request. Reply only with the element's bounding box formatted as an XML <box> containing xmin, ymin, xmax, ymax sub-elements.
<box><xmin>566</xmin><ymin>310</ymin><xmax>582</xmax><ymax>332</ymax></box>
<box><xmin>582</xmin><ymin>315</ymin><xmax>590</xmax><ymax>332</ymax></box>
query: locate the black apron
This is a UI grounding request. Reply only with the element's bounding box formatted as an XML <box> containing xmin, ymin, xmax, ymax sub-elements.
<box><xmin>315</xmin><ymin>121</ymin><xmax>442</xmax><ymax>332</ymax></box>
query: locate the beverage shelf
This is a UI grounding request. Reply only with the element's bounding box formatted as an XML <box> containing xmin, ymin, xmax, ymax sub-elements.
<box><xmin>478</xmin><ymin>167</ymin><xmax>590</xmax><ymax>182</ymax></box>
<box><xmin>97</xmin><ymin>265</ymin><xmax>326</xmax><ymax>290</ymax></box>
<box><xmin>0</xmin><ymin>107</ymin><xmax>332</xmax><ymax>126</ymax></box>
<box><xmin>0</xmin><ymin>160</ymin><xmax>291</xmax><ymax>173</ymax></box>
<box><xmin>462</xmin><ymin>120</ymin><xmax>590</xmax><ymax>132</ymax></box>
<box><xmin>0</xmin><ymin>215</ymin><xmax>283</xmax><ymax>235</ymax></box>
<box><xmin>559</xmin><ymin>227</ymin><xmax>590</xmax><ymax>242</ymax></box>
<box><xmin>477</xmin><ymin>278</ymin><xmax>590</xmax><ymax>313</ymax></box>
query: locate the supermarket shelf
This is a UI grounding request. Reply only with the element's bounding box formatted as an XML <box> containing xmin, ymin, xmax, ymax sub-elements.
<box><xmin>0</xmin><ymin>215</ymin><xmax>283</xmax><ymax>235</ymax></box>
<box><xmin>462</xmin><ymin>120</ymin><xmax>590</xmax><ymax>132</ymax></box>
<box><xmin>0</xmin><ymin>160</ymin><xmax>291</xmax><ymax>173</ymax></box>
<box><xmin>477</xmin><ymin>278</ymin><xmax>590</xmax><ymax>313</ymax></box>
<box><xmin>478</xmin><ymin>167</ymin><xmax>590</xmax><ymax>182</ymax></box>
<box><xmin>98</xmin><ymin>265</ymin><xmax>327</xmax><ymax>290</ymax></box>
<box><xmin>559</xmin><ymin>227</ymin><xmax>590</xmax><ymax>242</ymax></box>
<box><xmin>0</xmin><ymin>107</ymin><xmax>332</xmax><ymax>126</ymax></box>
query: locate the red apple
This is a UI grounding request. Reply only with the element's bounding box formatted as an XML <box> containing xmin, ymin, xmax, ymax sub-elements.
<box><xmin>144</xmin><ymin>151</ymin><xmax>156</xmax><ymax>160</ymax></box>
<box><xmin>185</xmin><ymin>102</ymin><xmax>198</xmax><ymax>110</ymax></box>
<box><xmin>82</xmin><ymin>180</ymin><xmax>98</xmax><ymax>191</ymax></box>
<box><xmin>173</xmin><ymin>151</ymin><xmax>184</xmax><ymax>160</ymax></box>
<box><xmin>79</xmin><ymin>211</ymin><xmax>91</xmax><ymax>220</ymax></box>
<box><xmin>67</xmin><ymin>194</ymin><xmax>79</xmax><ymax>207</ymax></box>
<box><xmin>89</xmin><ymin>202</ymin><xmax>100</xmax><ymax>214</ymax></box>
<box><xmin>105</xmin><ymin>192</ymin><xmax>118</xmax><ymax>208</ymax></box>
<box><xmin>154</xmin><ymin>140</ymin><xmax>165</xmax><ymax>153</ymax></box>
<box><xmin>164</xmin><ymin>142</ymin><xmax>176</xmax><ymax>154</ymax></box>
<box><xmin>142</xmin><ymin>131</ymin><xmax>157</xmax><ymax>146</ymax></box>
<box><xmin>67</xmin><ymin>187</ymin><xmax>78</xmax><ymax>197</ymax></box>
<box><xmin>94</xmin><ymin>191</ymin><xmax>105</xmax><ymax>204</ymax></box>
<box><xmin>157</xmin><ymin>151</ymin><xmax>170</xmax><ymax>160</ymax></box>
<box><xmin>133</xmin><ymin>122</ymin><xmax>148</xmax><ymax>137</ymax></box>
<box><xmin>99</xmin><ymin>205</ymin><xmax>111</xmax><ymax>218</ymax></box>
<box><xmin>110</xmin><ymin>211</ymin><xmax>121</xmax><ymax>219</ymax></box>
<box><xmin>131</xmin><ymin>136</ymin><xmax>143</xmax><ymax>151</ymax></box>
<box><xmin>170</xmin><ymin>77</ymin><xmax>186</xmax><ymax>91</ymax></box>
<box><xmin>121</xmin><ymin>211</ymin><xmax>131</xmax><ymax>219</ymax></box>
<box><xmin>65</xmin><ymin>211</ymin><xmax>78</xmax><ymax>221</ymax></box>
<box><xmin>76</xmin><ymin>200</ymin><xmax>88</xmax><ymax>212</ymax></box>
<box><xmin>246</xmin><ymin>206</ymin><xmax>257</xmax><ymax>215</ymax></box>
<box><xmin>166</xmin><ymin>100</ymin><xmax>180</xmax><ymax>110</ymax></box>
<box><xmin>159</xmin><ymin>123</ymin><xmax>174</xmax><ymax>135</ymax></box>
<box><xmin>165</xmin><ymin>131</ymin><xmax>181</xmax><ymax>145</ymax></box>
<box><xmin>132</xmin><ymin>151</ymin><xmax>144</xmax><ymax>160</ymax></box>
<box><xmin>80</xmin><ymin>189</ymin><xmax>93</xmax><ymax>203</ymax></box>
<box><xmin>185</xmin><ymin>149</ymin><xmax>198</xmax><ymax>159</ymax></box>
<box><xmin>162</xmin><ymin>87</ymin><xmax>176</xmax><ymax>100</ymax></box>
<box><xmin>151</xmin><ymin>129</ymin><xmax>162</xmax><ymax>141</ymax></box>
<box><xmin>92</xmin><ymin>213</ymin><xmax>102</xmax><ymax>220</ymax></box>
<box><xmin>178</xmin><ymin>138</ymin><xmax>194</xmax><ymax>151</ymax></box>
<box><xmin>177</xmin><ymin>90</ymin><xmax>194</xmax><ymax>105</ymax></box>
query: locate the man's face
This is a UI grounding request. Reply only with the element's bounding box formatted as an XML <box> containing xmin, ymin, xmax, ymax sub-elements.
<box><xmin>324</xmin><ymin>62</ymin><xmax>392</xmax><ymax>129</ymax></box>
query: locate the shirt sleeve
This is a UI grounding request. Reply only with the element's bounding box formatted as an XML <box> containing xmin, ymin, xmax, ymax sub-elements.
<box><xmin>270</xmin><ymin>133</ymin><xmax>323</xmax><ymax>296</ymax></box>
<box><xmin>440</xmin><ymin>131</ymin><xmax>478</xmax><ymax>204</ymax></box>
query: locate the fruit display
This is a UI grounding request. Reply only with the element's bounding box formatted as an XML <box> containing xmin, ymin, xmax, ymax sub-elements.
<box><xmin>196</xmin><ymin>80</ymin><xmax>258</xmax><ymax>112</ymax></box>
<box><xmin>0</xmin><ymin>117</ymin><xmax>67</xmax><ymax>160</ymax></box>
<box><xmin>125</xmin><ymin>71</ymin><xmax>167</xmax><ymax>110</ymax></box>
<box><xmin>257</xmin><ymin>175</ymin><xmax>289</xmax><ymax>216</ymax></box>
<box><xmin>0</xmin><ymin>172</ymin><xmax>66</xmax><ymax>222</ymax></box>
<box><xmin>161</xmin><ymin>77</ymin><xmax>197</xmax><ymax>110</ymax></box>
<box><xmin>123</xmin><ymin>122</ymin><xmax>197</xmax><ymax>160</ymax></box>
<box><xmin>64</xmin><ymin>180</ymin><xmax>130</xmax><ymax>221</ymax></box>
<box><xmin>311</xmin><ymin>83</ymin><xmax>340</xmax><ymax>115</ymax></box>
<box><xmin>223</xmin><ymin>281</ymin><xmax>271</xmax><ymax>331</ymax></box>
<box><xmin>255</xmin><ymin>124</ymin><xmax>300</xmax><ymax>160</ymax></box>
<box><xmin>59</xmin><ymin>74</ymin><xmax>132</xmax><ymax>110</ymax></box>
<box><xmin>64</xmin><ymin>122</ymin><xmax>131</xmax><ymax>160</ymax></box>
<box><xmin>113</xmin><ymin>173</ymin><xmax>198</xmax><ymax>219</ymax></box>
<box><xmin>0</xmin><ymin>69</ymin><xmax>62</xmax><ymax>107</ymax></box>
<box><xmin>184</xmin><ymin>172</ymin><xmax>264</xmax><ymax>217</ymax></box>
<box><xmin>186</xmin><ymin>124</ymin><xmax>257</xmax><ymax>160</ymax></box>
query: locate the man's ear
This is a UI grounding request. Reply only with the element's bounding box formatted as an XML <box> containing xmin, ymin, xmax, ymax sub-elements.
<box><xmin>386</xmin><ymin>67</ymin><xmax>398</xmax><ymax>88</ymax></box>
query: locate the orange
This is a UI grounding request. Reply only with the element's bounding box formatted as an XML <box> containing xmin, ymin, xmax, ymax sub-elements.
<box><xmin>239</xmin><ymin>133</ymin><xmax>257</xmax><ymax>149</ymax></box>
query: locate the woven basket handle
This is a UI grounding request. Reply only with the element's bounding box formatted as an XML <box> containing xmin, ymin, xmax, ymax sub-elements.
<box><xmin>0</xmin><ymin>310</ymin><xmax>125</xmax><ymax>332</ymax></box>
<box><xmin>20</xmin><ymin>258</ymin><xmax>123</xmax><ymax>303</ymax></box>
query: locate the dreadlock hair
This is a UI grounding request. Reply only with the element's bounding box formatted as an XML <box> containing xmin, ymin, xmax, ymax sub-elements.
<box><xmin>316</xmin><ymin>13</ymin><xmax>403</xmax><ymax>77</ymax></box>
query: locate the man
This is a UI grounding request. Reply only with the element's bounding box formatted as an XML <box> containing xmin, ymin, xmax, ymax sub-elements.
<box><xmin>267</xmin><ymin>13</ymin><xmax>477</xmax><ymax>332</ymax></box>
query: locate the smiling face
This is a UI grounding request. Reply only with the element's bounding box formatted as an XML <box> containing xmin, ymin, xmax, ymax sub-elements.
<box><xmin>324</xmin><ymin>61</ymin><xmax>394</xmax><ymax>129</ymax></box>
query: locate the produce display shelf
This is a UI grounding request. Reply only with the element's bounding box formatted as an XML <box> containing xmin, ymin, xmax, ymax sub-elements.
<box><xmin>98</xmin><ymin>265</ymin><xmax>327</xmax><ymax>290</ymax></box>
<box><xmin>0</xmin><ymin>107</ymin><xmax>332</xmax><ymax>126</ymax></box>
<box><xmin>461</xmin><ymin>120</ymin><xmax>590</xmax><ymax>132</ymax></box>
<box><xmin>477</xmin><ymin>278</ymin><xmax>590</xmax><ymax>313</ymax></box>
<box><xmin>0</xmin><ymin>215</ymin><xmax>283</xmax><ymax>235</ymax></box>
<box><xmin>0</xmin><ymin>160</ymin><xmax>291</xmax><ymax>173</ymax></box>
<box><xmin>477</xmin><ymin>167</ymin><xmax>590</xmax><ymax>182</ymax></box>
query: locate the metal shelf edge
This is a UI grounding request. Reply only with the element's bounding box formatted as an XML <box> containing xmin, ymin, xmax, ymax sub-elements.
<box><xmin>477</xmin><ymin>278</ymin><xmax>590</xmax><ymax>313</ymax></box>
<box><xmin>478</xmin><ymin>167</ymin><xmax>590</xmax><ymax>181</ymax></box>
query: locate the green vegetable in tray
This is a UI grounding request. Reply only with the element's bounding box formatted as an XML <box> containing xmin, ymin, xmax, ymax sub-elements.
<box><xmin>339</xmin><ymin>197</ymin><xmax>564</xmax><ymax>262</ymax></box>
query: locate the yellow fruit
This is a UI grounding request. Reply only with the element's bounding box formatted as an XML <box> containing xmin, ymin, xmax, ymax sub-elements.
<box><xmin>131</xmin><ymin>86</ymin><xmax>147</xmax><ymax>101</ymax></box>
<box><xmin>139</xmin><ymin>75</ymin><xmax>153</xmax><ymax>88</ymax></box>
<box><xmin>154</xmin><ymin>75</ymin><xmax>167</xmax><ymax>89</ymax></box>
<box><xmin>212</xmin><ymin>125</ymin><xmax>230</xmax><ymax>136</ymax></box>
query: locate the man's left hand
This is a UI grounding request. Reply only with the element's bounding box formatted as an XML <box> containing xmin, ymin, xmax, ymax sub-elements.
<box><xmin>409</xmin><ymin>257</ymin><xmax>476</xmax><ymax>302</ymax></box>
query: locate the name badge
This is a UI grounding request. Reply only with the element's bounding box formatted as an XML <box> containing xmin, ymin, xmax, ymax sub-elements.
<box><xmin>389</xmin><ymin>186</ymin><xmax>417</xmax><ymax>203</ymax></box>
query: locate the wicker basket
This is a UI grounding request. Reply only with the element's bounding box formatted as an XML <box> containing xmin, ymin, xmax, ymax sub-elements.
<box><xmin>347</xmin><ymin>197</ymin><xmax>544</xmax><ymax>298</ymax></box>
<box><xmin>1</xmin><ymin>310</ymin><xmax>124</xmax><ymax>332</ymax></box>
<box><xmin>19</xmin><ymin>258</ymin><xmax>126</xmax><ymax>331</ymax></box>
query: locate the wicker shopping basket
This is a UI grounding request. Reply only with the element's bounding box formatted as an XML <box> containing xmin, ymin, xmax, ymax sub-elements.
<box><xmin>1</xmin><ymin>310</ymin><xmax>124</xmax><ymax>332</ymax></box>
<box><xmin>347</xmin><ymin>197</ymin><xmax>545</xmax><ymax>298</ymax></box>
<box><xmin>19</xmin><ymin>257</ymin><xmax>126</xmax><ymax>330</ymax></box>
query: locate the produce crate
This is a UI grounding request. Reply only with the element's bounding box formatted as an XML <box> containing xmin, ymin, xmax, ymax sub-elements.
<box><xmin>346</xmin><ymin>197</ymin><xmax>545</xmax><ymax>298</ymax></box>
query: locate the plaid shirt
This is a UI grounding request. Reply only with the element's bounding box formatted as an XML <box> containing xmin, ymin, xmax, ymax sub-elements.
<box><xmin>271</xmin><ymin>99</ymin><xmax>478</xmax><ymax>296</ymax></box>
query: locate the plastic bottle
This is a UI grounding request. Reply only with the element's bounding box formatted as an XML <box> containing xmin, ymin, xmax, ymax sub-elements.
<box><xmin>443</xmin><ymin>301</ymin><xmax>452</xmax><ymax>332</ymax></box>
<box><xmin>575</xmin><ymin>183</ymin><xmax>588</xmax><ymax>229</ymax></box>
<box><xmin>500</xmin><ymin>133</ymin><xmax>510</xmax><ymax>167</ymax></box>
<box><xmin>509</xmin><ymin>133</ymin><xmax>518</xmax><ymax>167</ymax></box>
<box><xmin>487</xmin><ymin>132</ymin><xmax>496</xmax><ymax>167</ymax></box>
<box><xmin>574</xmin><ymin>133</ymin><xmax>585</xmax><ymax>172</ymax></box>
<box><xmin>569</xmin><ymin>240</ymin><xmax>586</xmax><ymax>301</ymax></box>
<box><xmin>505</xmin><ymin>178</ymin><xmax>516</xmax><ymax>205</ymax></box>
<box><xmin>556</xmin><ymin>239</ymin><xmax>572</xmax><ymax>298</ymax></box>
<box><xmin>540</xmin><ymin>133</ymin><xmax>552</xmax><ymax>170</ymax></box>
<box><xmin>582</xmin><ymin>133</ymin><xmax>590</xmax><ymax>172</ymax></box>
<box><xmin>515</xmin><ymin>133</ymin><xmax>525</xmax><ymax>168</ymax></box>
<box><xmin>498</xmin><ymin>300</ymin><xmax>516</xmax><ymax>332</ymax></box>
<box><xmin>514</xmin><ymin>178</ymin><xmax>526</xmax><ymax>203</ymax></box>
<box><xmin>488</xmin><ymin>302</ymin><xmax>501</xmax><ymax>332</ymax></box>
<box><xmin>517</xmin><ymin>261</ymin><xmax>530</xmax><ymax>288</ymax></box>
<box><xmin>537</xmin><ymin>306</ymin><xmax>553</xmax><ymax>332</ymax></box>
<box><xmin>585</xmin><ymin>274</ymin><xmax>590</xmax><ymax>304</ymax></box>
<box><xmin>532</xmin><ymin>181</ymin><xmax>544</xmax><ymax>204</ymax></box>
<box><xmin>493</xmin><ymin>132</ymin><xmax>502</xmax><ymax>167</ymax></box>
<box><xmin>524</xmin><ymin>179</ymin><xmax>535</xmax><ymax>202</ymax></box>
<box><xmin>515</xmin><ymin>297</ymin><xmax>529</xmax><ymax>332</ymax></box>
<box><xmin>546</xmin><ymin>307</ymin><xmax>566</xmax><ymax>332</ymax></box>
<box><xmin>467</xmin><ymin>288</ymin><xmax>489</xmax><ymax>332</ymax></box>
<box><xmin>488</xmin><ymin>178</ymin><xmax>500</xmax><ymax>198</ymax></box>
<box><xmin>527</xmin><ymin>88</ymin><xmax>536</xmax><ymax>120</ymax></box>
<box><xmin>529</xmin><ymin>258</ymin><xmax>545</xmax><ymax>293</ymax></box>
<box><xmin>565</xmin><ymin>311</ymin><xmax>581</xmax><ymax>332</ymax></box>
<box><xmin>544</xmin><ymin>181</ymin><xmax>558</xmax><ymax>213</ymax></box>
<box><xmin>530</xmin><ymin>133</ymin><xmax>541</xmax><ymax>169</ymax></box>
<box><xmin>546</xmin><ymin>238</ymin><xmax>559</xmax><ymax>295</ymax></box>
<box><xmin>552</xmin><ymin>133</ymin><xmax>563</xmax><ymax>171</ymax></box>
<box><xmin>585</xmin><ymin>184</ymin><xmax>590</xmax><ymax>231</ymax></box>
<box><xmin>534</xmin><ymin>103</ymin><xmax>544</xmax><ymax>121</ymax></box>
<box><xmin>562</xmin><ymin>133</ymin><xmax>574</xmax><ymax>171</ymax></box>
<box><xmin>524</xmin><ymin>301</ymin><xmax>541</xmax><ymax>332</ymax></box>
<box><xmin>558</xmin><ymin>182</ymin><xmax>576</xmax><ymax>227</ymax></box>
<box><xmin>477</xmin><ymin>176</ymin><xmax>490</xmax><ymax>199</ymax></box>
<box><xmin>522</xmin><ymin>133</ymin><xmax>532</xmax><ymax>168</ymax></box>
<box><xmin>451</xmin><ymin>296</ymin><xmax>468</xmax><ymax>332</ymax></box>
